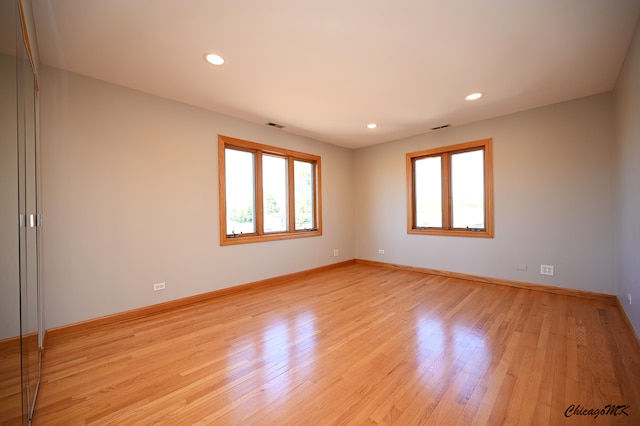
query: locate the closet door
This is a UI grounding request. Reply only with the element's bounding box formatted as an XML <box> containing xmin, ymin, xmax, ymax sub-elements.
<box><xmin>0</xmin><ymin>0</ymin><xmax>24</xmax><ymax>423</ymax></box>
<box><xmin>16</xmin><ymin>7</ymin><xmax>41</xmax><ymax>420</ymax></box>
<box><xmin>18</xmin><ymin>44</ymin><xmax>40</xmax><ymax>423</ymax></box>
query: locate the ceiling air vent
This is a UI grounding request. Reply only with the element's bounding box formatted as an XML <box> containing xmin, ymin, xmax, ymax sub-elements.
<box><xmin>266</xmin><ymin>122</ymin><xmax>285</xmax><ymax>129</ymax></box>
<box><xmin>431</xmin><ymin>124</ymin><xmax>451</xmax><ymax>131</ymax></box>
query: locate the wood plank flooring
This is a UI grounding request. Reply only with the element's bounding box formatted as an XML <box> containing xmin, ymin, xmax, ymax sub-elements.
<box><xmin>32</xmin><ymin>263</ymin><xmax>640</xmax><ymax>425</ymax></box>
<box><xmin>0</xmin><ymin>337</ymin><xmax>23</xmax><ymax>425</ymax></box>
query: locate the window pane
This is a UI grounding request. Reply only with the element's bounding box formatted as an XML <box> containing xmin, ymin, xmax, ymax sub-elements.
<box><xmin>414</xmin><ymin>156</ymin><xmax>442</xmax><ymax>228</ymax></box>
<box><xmin>263</xmin><ymin>154</ymin><xmax>288</xmax><ymax>233</ymax></box>
<box><xmin>294</xmin><ymin>160</ymin><xmax>314</xmax><ymax>230</ymax></box>
<box><xmin>451</xmin><ymin>150</ymin><xmax>484</xmax><ymax>229</ymax></box>
<box><xmin>225</xmin><ymin>148</ymin><xmax>255</xmax><ymax>234</ymax></box>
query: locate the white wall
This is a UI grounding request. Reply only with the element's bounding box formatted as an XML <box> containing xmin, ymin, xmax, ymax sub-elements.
<box><xmin>614</xmin><ymin>18</ymin><xmax>640</xmax><ymax>336</ymax></box>
<box><xmin>40</xmin><ymin>67</ymin><xmax>355</xmax><ymax>329</ymax></box>
<box><xmin>354</xmin><ymin>93</ymin><xmax>616</xmax><ymax>295</ymax></box>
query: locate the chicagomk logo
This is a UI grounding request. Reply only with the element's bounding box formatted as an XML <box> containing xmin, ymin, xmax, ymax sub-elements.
<box><xmin>564</xmin><ymin>404</ymin><xmax>630</xmax><ymax>419</ymax></box>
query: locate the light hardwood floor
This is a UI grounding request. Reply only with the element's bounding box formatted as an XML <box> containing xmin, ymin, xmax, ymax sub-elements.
<box><xmin>0</xmin><ymin>338</ymin><xmax>22</xmax><ymax>424</ymax></box>
<box><xmin>32</xmin><ymin>263</ymin><xmax>640</xmax><ymax>425</ymax></box>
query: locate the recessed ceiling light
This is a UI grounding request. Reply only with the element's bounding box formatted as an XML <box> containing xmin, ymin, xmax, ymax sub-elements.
<box><xmin>465</xmin><ymin>92</ymin><xmax>483</xmax><ymax>101</ymax></box>
<box><xmin>367</xmin><ymin>123</ymin><xmax>378</xmax><ymax>129</ymax></box>
<box><xmin>205</xmin><ymin>53</ymin><xmax>225</xmax><ymax>65</ymax></box>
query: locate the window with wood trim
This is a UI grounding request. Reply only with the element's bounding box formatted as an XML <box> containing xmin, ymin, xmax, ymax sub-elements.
<box><xmin>218</xmin><ymin>135</ymin><xmax>322</xmax><ymax>245</ymax></box>
<box><xmin>407</xmin><ymin>138</ymin><xmax>494</xmax><ymax>238</ymax></box>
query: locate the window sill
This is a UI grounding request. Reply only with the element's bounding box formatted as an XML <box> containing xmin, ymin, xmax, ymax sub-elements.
<box><xmin>221</xmin><ymin>229</ymin><xmax>322</xmax><ymax>246</ymax></box>
<box><xmin>407</xmin><ymin>228</ymin><xmax>494</xmax><ymax>238</ymax></box>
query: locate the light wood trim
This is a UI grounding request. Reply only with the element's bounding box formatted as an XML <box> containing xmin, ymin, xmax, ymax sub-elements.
<box><xmin>47</xmin><ymin>257</ymin><xmax>621</xmax><ymax>346</ymax></box>
<box><xmin>221</xmin><ymin>228</ymin><xmax>322</xmax><ymax>245</ymax></box>
<box><xmin>287</xmin><ymin>157</ymin><xmax>295</xmax><ymax>232</ymax></box>
<box><xmin>255</xmin><ymin>149</ymin><xmax>264</xmax><ymax>235</ymax></box>
<box><xmin>312</xmin><ymin>156</ymin><xmax>322</xmax><ymax>234</ymax></box>
<box><xmin>217</xmin><ymin>136</ymin><xmax>228</xmax><ymax>245</ymax></box>
<box><xmin>355</xmin><ymin>259</ymin><xmax>618</xmax><ymax>304</ymax></box>
<box><xmin>219</xmin><ymin>135</ymin><xmax>319</xmax><ymax>162</ymax></box>
<box><xmin>405</xmin><ymin>154</ymin><xmax>414</xmax><ymax>232</ymax></box>
<box><xmin>442</xmin><ymin>153</ymin><xmax>451</xmax><ymax>230</ymax></box>
<box><xmin>483</xmin><ymin>139</ymin><xmax>495</xmax><ymax>236</ymax></box>
<box><xmin>46</xmin><ymin>260</ymin><xmax>355</xmax><ymax>343</ymax></box>
<box><xmin>614</xmin><ymin>298</ymin><xmax>640</xmax><ymax>351</ymax></box>
<box><xmin>0</xmin><ymin>335</ymin><xmax>21</xmax><ymax>356</ymax></box>
<box><xmin>407</xmin><ymin>138</ymin><xmax>492</xmax><ymax>158</ymax></box>
<box><xmin>408</xmin><ymin>228</ymin><xmax>494</xmax><ymax>238</ymax></box>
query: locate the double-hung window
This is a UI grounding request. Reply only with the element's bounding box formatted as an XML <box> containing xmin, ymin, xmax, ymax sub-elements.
<box><xmin>218</xmin><ymin>135</ymin><xmax>322</xmax><ymax>245</ymax></box>
<box><xmin>407</xmin><ymin>138</ymin><xmax>493</xmax><ymax>237</ymax></box>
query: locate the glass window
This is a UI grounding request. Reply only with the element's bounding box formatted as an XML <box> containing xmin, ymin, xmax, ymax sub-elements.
<box><xmin>414</xmin><ymin>156</ymin><xmax>443</xmax><ymax>228</ymax></box>
<box><xmin>263</xmin><ymin>154</ymin><xmax>288</xmax><ymax>233</ymax></box>
<box><xmin>225</xmin><ymin>148</ymin><xmax>255</xmax><ymax>235</ymax></box>
<box><xmin>451</xmin><ymin>150</ymin><xmax>485</xmax><ymax>229</ymax></box>
<box><xmin>219</xmin><ymin>135</ymin><xmax>322</xmax><ymax>245</ymax></box>
<box><xmin>407</xmin><ymin>138</ymin><xmax>493</xmax><ymax>238</ymax></box>
<box><xmin>294</xmin><ymin>160</ymin><xmax>314</xmax><ymax>231</ymax></box>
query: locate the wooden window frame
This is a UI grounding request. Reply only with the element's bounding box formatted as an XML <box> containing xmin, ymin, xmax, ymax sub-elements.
<box><xmin>406</xmin><ymin>138</ymin><xmax>494</xmax><ymax>238</ymax></box>
<box><xmin>218</xmin><ymin>135</ymin><xmax>322</xmax><ymax>245</ymax></box>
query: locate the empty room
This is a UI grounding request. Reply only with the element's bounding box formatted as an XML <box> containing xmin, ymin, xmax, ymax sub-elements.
<box><xmin>2</xmin><ymin>0</ymin><xmax>640</xmax><ymax>424</ymax></box>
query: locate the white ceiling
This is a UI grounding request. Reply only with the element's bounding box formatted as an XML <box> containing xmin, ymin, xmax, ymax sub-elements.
<box><xmin>32</xmin><ymin>0</ymin><xmax>640</xmax><ymax>149</ymax></box>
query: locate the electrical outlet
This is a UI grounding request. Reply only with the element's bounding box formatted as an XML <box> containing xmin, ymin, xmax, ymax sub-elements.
<box><xmin>378</xmin><ymin>249</ymin><xmax>385</xmax><ymax>255</ymax></box>
<box><xmin>333</xmin><ymin>249</ymin><xmax>339</xmax><ymax>257</ymax></box>
<box><xmin>515</xmin><ymin>264</ymin><xmax>527</xmax><ymax>271</ymax></box>
<box><xmin>153</xmin><ymin>282</ymin><xmax>166</xmax><ymax>291</ymax></box>
<box><xmin>628</xmin><ymin>293</ymin><xmax>632</xmax><ymax>305</ymax></box>
<box><xmin>540</xmin><ymin>265</ymin><xmax>555</xmax><ymax>276</ymax></box>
